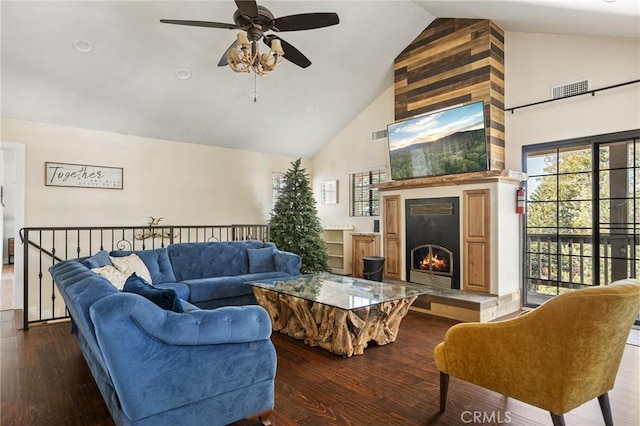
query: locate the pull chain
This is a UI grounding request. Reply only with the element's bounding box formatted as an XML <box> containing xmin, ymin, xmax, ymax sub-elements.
<box><xmin>253</xmin><ymin>72</ymin><xmax>257</xmax><ymax>103</ymax></box>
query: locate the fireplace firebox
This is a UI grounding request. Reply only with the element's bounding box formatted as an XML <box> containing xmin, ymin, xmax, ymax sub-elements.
<box><xmin>405</xmin><ymin>198</ymin><xmax>460</xmax><ymax>289</ymax></box>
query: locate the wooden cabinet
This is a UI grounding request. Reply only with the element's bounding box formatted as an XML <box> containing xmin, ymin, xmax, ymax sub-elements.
<box><xmin>352</xmin><ymin>234</ymin><xmax>380</xmax><ymax>278</ymax></box>
<box><xmin>322</xmin><ymin>227</ymin><xmax>353</xmax><ymax>275</ymax></box>
<box><xmin>463</xmin><ymin>189</ymin><xmax>490</xmax><ymax>293</ymax></box>
<box><xmin>383</xmin><ymin>195</ymin><xmax>401</xmax><ymax>280</ymax></box>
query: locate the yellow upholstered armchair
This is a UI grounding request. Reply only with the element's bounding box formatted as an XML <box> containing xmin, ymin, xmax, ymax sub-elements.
<box><xmin>434</xmin><ymin>278</ymin><xmax>640</xmax><ymax>426</ymax></box>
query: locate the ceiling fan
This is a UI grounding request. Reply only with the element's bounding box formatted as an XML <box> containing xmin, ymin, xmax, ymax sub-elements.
<box><xmin>160</xmin><ymin>0</ymin><xmax>339</xmax><ymax>73</ymax></box>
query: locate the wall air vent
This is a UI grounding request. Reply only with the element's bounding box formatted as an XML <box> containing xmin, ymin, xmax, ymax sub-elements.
<box><xmin>371</xmin><ymin>129</ymin><xmax>388</xmax><ymax>142</ymax></box>
<box><xmin>551</xmin><ymin>79</ymin><xmax>590</xmax><ymax>99</ymax></box>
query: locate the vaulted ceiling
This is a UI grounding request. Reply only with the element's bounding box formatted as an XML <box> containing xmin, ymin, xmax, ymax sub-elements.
<box><xmin>2</xmin><ymin>1</ymin><xmax>638</xmax><ymax>158</ymax></box>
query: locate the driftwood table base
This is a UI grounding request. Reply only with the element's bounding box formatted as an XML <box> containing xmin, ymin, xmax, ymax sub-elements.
<box><xmin>253</xmin><ymin>287</ymin><xmax>418</xmax><ymax>357</ymax></box>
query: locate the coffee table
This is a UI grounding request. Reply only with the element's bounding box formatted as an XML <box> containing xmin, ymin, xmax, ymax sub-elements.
<box><xmin>246</xmin><ymin>273</ymin><xmax>429</xmax><ymax>357</ymax></box>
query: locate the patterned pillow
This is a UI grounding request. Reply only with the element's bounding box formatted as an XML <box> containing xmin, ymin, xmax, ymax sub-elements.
<box><xmin>110</xmin><ymin>253</ymin><xmax>153</xmax><ymax>283</ymax></box>
<box><xmin>81</xmin><ymin>250</ymin><xmax>112</xmax><ymax>269</ymax></box>
<box><xmin>91</xmin><ymin>265</ymin><xmax>128</xmax><ymax>290</ymax></box>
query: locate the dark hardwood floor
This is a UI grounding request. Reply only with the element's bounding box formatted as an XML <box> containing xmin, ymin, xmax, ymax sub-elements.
<box><xmin>1</xmin><ymin>308</ymin><xmax>638</xmax><ymax>426</ymax></box>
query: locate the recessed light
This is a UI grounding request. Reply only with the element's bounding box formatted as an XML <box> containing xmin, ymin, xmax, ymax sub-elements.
<box><xmin>176</xmin><ymin>68</ymin><xmax>192</xmax><ymax>80</ymax></box>
<box><xmin>72</xmin><ymin>39</ymin><xmax>94</xmax><ymax>54</ymax></box>
<box><xmin>603</xmin><ymin>0</ymin><xmax>616</xmax><ymax>3</ymax></box>
<box><xmin>305</xmin><ymin>105</ymin><xmax>315</xmax><ymax>112</ymax></box>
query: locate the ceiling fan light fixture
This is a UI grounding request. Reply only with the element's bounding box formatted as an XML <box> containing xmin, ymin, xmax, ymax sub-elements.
<box><xmin>227</xmin><ymin>32</ymin><xmax>283</xmax><ymax>76</ymax></box>
<box><xmin>237</xmin><ymin>32</ymin><xmax>251</xmax><ymax>46</ymax></box>
<box><xmin>270</xmin><ymin>39</ymin><xmax>284</xmax><ymax>56</ymax></box>
<box><xmin>161</xmin><ymin>0</ymin><xmax>339</xmax><ymax>75</ymax></box>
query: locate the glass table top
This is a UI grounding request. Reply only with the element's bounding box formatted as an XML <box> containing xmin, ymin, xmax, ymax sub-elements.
<box><xmin>246</xmin><ymin>273</ymin><xmax>430</xmax><ymax>310</ymax></box>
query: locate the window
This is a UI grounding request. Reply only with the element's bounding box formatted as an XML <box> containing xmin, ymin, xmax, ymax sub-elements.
<box><xmin>523</xmin><ymin>131</ymin><xmax>639</xmax><ymax>308</ymax></box>
<box><xmin>349</xmin><ymin>168</ymin><xmax>387</xmax><ymax>217</ymax></box>
<box><xmin>272</xmin><ymin>172</ymin><xmax>285</xmax><ymax>208</ymax></box>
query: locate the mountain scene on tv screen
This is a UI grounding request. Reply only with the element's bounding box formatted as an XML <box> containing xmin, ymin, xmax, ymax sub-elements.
<box><xmin>390</xmin><ymin>129</ymin><xmax>488</xmax><ymax>179</ymax></box>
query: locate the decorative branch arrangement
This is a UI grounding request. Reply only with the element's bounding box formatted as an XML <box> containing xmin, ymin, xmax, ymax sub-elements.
<box><xmin>134</xmin><ymin>217</ymin><xmax>179</xmax><ymax>241</ymax></box>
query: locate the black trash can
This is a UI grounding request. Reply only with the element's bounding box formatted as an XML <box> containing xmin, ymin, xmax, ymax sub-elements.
<box><xmin>363</xmin><ymin>256</ymin><xmax>385</xmax><ymax>282</ymax></box>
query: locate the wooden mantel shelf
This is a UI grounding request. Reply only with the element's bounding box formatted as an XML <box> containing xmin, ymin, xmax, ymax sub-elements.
<box><xmin>376</xmin><ymin>170</ymin><xmax>527</xmax><ymax>192</ymax></box>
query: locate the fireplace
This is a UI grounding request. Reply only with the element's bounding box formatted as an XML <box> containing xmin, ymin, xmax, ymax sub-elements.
<box><xmin>405</xmin><ymin>197</ymin><xmax>460</xmax><ymax>289</ymax></box>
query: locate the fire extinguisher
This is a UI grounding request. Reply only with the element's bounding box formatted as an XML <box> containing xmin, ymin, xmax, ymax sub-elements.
<box><xmin>516</xmin><ymin>185</ymin><xmax>526</xmax><ymax>215</ymax></box>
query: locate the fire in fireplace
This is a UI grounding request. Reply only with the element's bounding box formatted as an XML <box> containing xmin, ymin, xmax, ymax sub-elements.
<box><xmin>414</xmin><ymin>244</ymin><xmax>453</xmax><ymax>274</ymax></box>
<box><xmin>410</xmin><ymin>244</ymin><xmax>454</xmax><ymax>288</ymax></box>
<box><xmin>420</xmin><ymin>254</ymin><xmax>446</xmax><ymax>271</ymax></box>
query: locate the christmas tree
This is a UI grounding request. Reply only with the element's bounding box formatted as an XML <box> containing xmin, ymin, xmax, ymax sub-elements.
<box><xmin>269</xmin><ymin>158</ymin><xmax>329</xmax><ymax>273</ymax></box>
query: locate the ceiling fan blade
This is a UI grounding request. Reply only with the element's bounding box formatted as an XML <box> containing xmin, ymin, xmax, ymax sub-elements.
<box><xmin>273</xmin><ymin>13</ymin><xmax>339</xmax><ymax>32</ymax></box>
<box><xmin>235</xmin><ymin>0</ymin><xmax>259</xmax><ymax>19</ymax></box>
<box><xmin>218</xmin><ymin>40</ymin><xmax>239</xmax><ymax>66</ymax></box>
<box><xmin>160</xmin><ymin>19</ymin><xmax>238</xmax><ymax>30</ymax></box>
<box><xmin>264</xmin><ymin>35</ymin><xmax>311</xmax><ymax>69</ymax></box>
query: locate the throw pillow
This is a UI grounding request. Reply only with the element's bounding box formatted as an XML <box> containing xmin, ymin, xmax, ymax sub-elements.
<box><xmin>81</xmin><ymin>250</ymin><xmax>112</xmax><ymax>269</ymax></box>
<box><xmin>122</xmin><ymin>273</ymin><xmax>184</xmax><ymax>313</ymax></box>
<box><xmin>110</xmin><ymin>253</ymin><xmax>153</xmax><ymax>283</ymax></box>
<box><xmin>247</xmin><ymin>247</ymin><xmax>275</xmax><ymax>273</ymax></box>
<box><xmin>91</xmin><ymin>265</ymin><xmax>128</xmax><ymax>290</ymax></box>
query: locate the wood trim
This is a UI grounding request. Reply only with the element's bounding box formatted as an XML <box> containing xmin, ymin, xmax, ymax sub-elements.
<box><xmin>377</xmin><ymin>169</ymin><xmax>524</xmax><ymax>192</ymax></box>
<box><xmin>463</xmin><ymin>189</ymin><xmax>491</xmax><ymax>293</ymax></box>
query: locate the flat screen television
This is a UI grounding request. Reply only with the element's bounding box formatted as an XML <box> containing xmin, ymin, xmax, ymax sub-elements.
<box><xmin>387</xmin><ymin>101</ymin><xmax>488</xmax><ymax>180</ymax></box>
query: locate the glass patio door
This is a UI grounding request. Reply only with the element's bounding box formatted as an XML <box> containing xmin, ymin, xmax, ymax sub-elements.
<box><xmin>523</xmin><ymin>132</ymin><xmax>639</xmax><ymax>307</ymax></box>
<box><xmin>596</xmin><ymin>139</ymin><xmax>639</xmax><ymax>284</ymax></box>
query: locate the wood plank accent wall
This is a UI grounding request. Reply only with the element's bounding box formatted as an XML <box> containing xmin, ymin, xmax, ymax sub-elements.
<box><xmin>394</xmin><ymin>18</ymin><xmax>505</xmax><ymax>170</ymax></box>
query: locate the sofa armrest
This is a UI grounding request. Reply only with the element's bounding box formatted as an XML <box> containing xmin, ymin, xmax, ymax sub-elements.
<box><xmin>90</xmin><ymin>293</ymin><xmax>272</xmax><ymax>345</ymax></box>
<box><xmin>274</xmin><ymin>250</ymin><xmax>301</xmax><ymax>275</ymax></box>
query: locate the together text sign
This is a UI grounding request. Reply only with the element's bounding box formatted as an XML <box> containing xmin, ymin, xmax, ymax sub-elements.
<box><xmin>45</xmin><ymin>162</ymin><xmax>123</xmax><ymax>189</ymax></box>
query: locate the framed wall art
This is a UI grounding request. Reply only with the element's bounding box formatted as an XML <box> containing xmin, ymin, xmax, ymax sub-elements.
<box><xmin>45</xmin><ymin>162</ymin><xmax>123</xmax><ymax>189</ymax></box>
<box><xmin>321</xmin><ymin>180</ymin><xmax>338</xmax><ymax>204</ymax></box>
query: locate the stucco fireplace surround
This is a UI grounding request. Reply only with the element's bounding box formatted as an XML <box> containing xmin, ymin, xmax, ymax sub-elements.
<box><xmin>377</xmin><ymin>170</ymin><xmax>525</xmax><ymax>322</ymax></box>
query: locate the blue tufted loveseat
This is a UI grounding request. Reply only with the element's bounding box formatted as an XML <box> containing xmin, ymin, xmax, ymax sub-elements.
<box><xmin>48</xmin><ymin>240</ymin><xmax>301</xmax><ymax>425</ymax></box>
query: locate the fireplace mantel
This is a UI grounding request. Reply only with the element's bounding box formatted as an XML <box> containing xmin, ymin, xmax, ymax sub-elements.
<box><xmin>376</xmin><ymin>170</ymin><xmax>526</xmax><ymax>192</ymax></box>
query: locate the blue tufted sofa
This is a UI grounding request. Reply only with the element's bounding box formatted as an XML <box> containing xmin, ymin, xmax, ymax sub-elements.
<box><xmin>48</xmin><ymin>240</ymin><xmax>301</xmax><ymax>425</ymax></box>
<box><xmin>108</xmin><ymin>240</ymin><xmax>301</xmax><ymax>309</ymax></box>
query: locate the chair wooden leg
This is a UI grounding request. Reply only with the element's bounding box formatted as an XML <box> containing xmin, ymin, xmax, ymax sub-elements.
<box><xmin>598</xmin><ymin>393</ymin><xmax>614</xmax><ymax>426</ymax></box>
<box><xmin>247</xmin><ymin>409</ymin><xmax>273</xmax><ymax>426</ymax></box>
<box><xmin>550</xmin><ymin>413</ymin><xmax>566</xmax><ymax>426</ymax></box>
<box><xmin>439</xmin><ymin>372</ymin><xmax>449</xmax><ymax>412</ymax></box>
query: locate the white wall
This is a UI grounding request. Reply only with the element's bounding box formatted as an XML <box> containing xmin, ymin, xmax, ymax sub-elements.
<box><xmin>504</xmin><ymin>32</ymin><xmax>640</xmax><ymax>170</ymax></box>
<box><xmin>1</xmin><ymin>118</ymin><xmax>308</xmax><ymax>228</ymax></box>
<box><xmin>313</xmin><ymin>85</ymin><xmax>394</xmax><ymax>233</ymax></box>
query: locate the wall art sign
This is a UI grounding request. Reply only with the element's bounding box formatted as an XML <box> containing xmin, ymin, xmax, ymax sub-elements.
<box><xmin>321</xmin><ymin>180</ymin><xmax>338</xmax><ymax>204</ymax></box>
<box><xmin>45</xmin><ymin>162</ymin><xmax>123</xmax><ymax>189</ymax></box>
